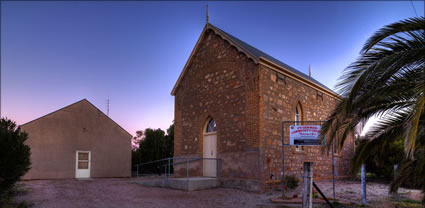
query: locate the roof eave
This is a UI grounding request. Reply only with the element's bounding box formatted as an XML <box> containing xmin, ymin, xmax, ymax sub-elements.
<box><xmin>20</xmin><ymin>99</ymin><xmax>133</xmax><ymax>138</ymax></box>
<box><xmin>171</xmin><ymin>25</ymin><xmax>208</xmax><ymax>96</ymax></box>
<box><xmin>207</xmin><ymin>24</ymin><xmax>259</xmax><ymax>64</ymax></box>
<box><xmin>258</xmin><ymin>57</ymin><xmax>342</xmax><ymax>100</ymax></box>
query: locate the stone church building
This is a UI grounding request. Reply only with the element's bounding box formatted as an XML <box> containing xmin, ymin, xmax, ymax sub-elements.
<box><xmin>171</xmin><ymin>23</ymin><xmax>354</xmax><ymax>191</ymax></box>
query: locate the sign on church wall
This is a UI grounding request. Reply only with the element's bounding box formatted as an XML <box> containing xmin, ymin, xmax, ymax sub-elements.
<box><xmin>289</xmin><ymin>125</ymin><xmax>321</xmax><ymax>146</ymax></box>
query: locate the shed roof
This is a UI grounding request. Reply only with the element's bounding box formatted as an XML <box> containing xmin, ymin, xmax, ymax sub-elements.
<box><xmin>20</xmin><ymin>99</ymin><xmax>133</xmax><ymax>138</ymax></box>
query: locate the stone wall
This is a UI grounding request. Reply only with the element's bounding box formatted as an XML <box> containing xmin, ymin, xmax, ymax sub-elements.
<box><xmin>258</xmin><ymin>64</ymin><xmax>355</xmax><ymax>182</ymax></box>
<box><xmin>173</xmin><ymin>27</ymin><xmax>355</xmax><ymax>192</ymax></box>
<box><xmin>174</xmin><ymin>29</ymin><xmax>261</xmax><ymax>181</ymax></box>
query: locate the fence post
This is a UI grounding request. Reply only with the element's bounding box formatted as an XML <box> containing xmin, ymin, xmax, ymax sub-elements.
<box><xmin>361</xmin><ymin>163</ymin><xmax>367</xmax><ymax>205</ymax></box>
<box><xmin>392</xmin><ymin>164</ymin><xmax>398</xmax><ymax>198</ymax></box>
<box><xmin>302</xmin><ymin>162</ymin><xmax>313</xmax><ymax>208</ymax></box>
<box><xmin>331</xmin><ymin>140</ymin><xmax>336</xmax><ymax>201</ymax></box>
<box><xmin>136</xmin><ymin>165</ymin><xmax>139</xmax><ymax>177</ymax></box>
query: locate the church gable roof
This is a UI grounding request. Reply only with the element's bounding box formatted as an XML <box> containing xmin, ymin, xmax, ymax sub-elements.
<box><xmin>171</xmin><ymin>23</ymin><xmax>338</xmax><ymax>97</ymax></box>
<box><xmin>209</xmin><ymin>24</ymin><xmax>333</xmax><ymax>92</ymax></box>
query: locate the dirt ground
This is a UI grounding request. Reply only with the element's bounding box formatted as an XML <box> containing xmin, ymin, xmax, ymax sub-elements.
<box><xmin>14</xmin><ymin>178</ymin><xmax>423</xmax><ymax>208</ymax></box>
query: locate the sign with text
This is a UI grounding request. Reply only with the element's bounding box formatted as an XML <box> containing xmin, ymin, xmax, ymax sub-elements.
<box><xmin>289</xmin><ymin>125</ymin><xmax>321</xmax><ymax>146</ymax></box>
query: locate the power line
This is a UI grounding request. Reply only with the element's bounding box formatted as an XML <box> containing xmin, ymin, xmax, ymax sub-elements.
<box><xmin>410</xmin><ymin>0</ymin><xmax>418</xmax><ymax>17</ymax></box>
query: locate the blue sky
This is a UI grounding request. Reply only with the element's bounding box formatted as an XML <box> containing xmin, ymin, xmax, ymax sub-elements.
<box><xmin>1</xmin><ymin>1</ymin><xmax>423</xmax><ymax>135</ymax></box>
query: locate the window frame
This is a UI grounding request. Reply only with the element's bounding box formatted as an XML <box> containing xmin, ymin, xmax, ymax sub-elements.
<box><xmin>204</xmin><ymin>118</ymin><xmax>217</xmax><ymax>135</ymax></box>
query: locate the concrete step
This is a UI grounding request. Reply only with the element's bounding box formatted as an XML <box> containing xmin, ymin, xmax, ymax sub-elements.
<box><xmin>135</xmin><ymin>177</ymin><xmax>220</xmax><ymax>191</ymax></box>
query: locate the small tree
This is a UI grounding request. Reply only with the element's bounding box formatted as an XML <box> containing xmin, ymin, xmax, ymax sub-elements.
<box><xmin>164</xmin><ymin>123</ymin><xmax>174</xmax><ymax>158</ymax></box>
<box><xmin>0</xmin><ymin>118</ymin><xmax>31</xmax><ymax>203</ymax></box>
<box><xmin>132</xmin><ymin>123</ymin><xmax>174</xmax><ymax>175</ymax></box>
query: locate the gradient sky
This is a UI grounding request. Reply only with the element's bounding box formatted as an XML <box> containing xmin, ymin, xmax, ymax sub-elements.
<box><xmin>1</xmin><ymin>1</ymin><xmax>423</xmax><ymax>136</ymax></box>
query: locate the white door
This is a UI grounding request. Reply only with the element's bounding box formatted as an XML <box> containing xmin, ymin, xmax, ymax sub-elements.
<box><xmin>76</xmin><ymin>151</ymin><xmax>91</xmax><ymax>178</ymax></box>
<box><xmin>203</xmin><ymin>133</ymin><xmax>217</xmax><ymax>177</ymax></box>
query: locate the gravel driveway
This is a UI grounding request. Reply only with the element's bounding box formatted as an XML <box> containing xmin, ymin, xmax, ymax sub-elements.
<box><xmin>15</xmin><ymin>178</ymin><xmax>274</xmax><ymax>208</ymax></box>
<box><xmin>15</xmin><ymin>178</ymin><xmax>423</xmax><ymax>208</ymax></box>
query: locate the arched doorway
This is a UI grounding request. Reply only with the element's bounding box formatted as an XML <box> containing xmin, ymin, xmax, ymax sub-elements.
<box><xmin>203</xmin><ymin>118</ymin><xmax>217</xmax><ymax>177</ymax></box>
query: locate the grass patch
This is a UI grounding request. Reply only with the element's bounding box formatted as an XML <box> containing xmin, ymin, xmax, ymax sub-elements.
<box><xmin>2</xmin><ymin>201</ymin><xmax>31</xmax><ymax>208</ymax></box>
<box><xmin>0</xmin><ymin>184</ymin><xmax>31</xmax><ymax>208</ymax></box>
<box><xmin>392</xmin><ymin>198</ymin><xmax>423</xmax><ymax>208</ymax></box>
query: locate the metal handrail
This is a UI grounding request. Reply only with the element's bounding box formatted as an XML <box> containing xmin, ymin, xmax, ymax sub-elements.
<box><xmin>134</xmin><ymin>157</ymin><xmax>222</xmax><ymax>179</ymax></box>
<box><xmin>134</xmin><ymin>157</ymin><xmax>221</xmax><ymax>168</ymax></box>
<box><xmin>134</xmin><ymin>156</ymin><xmax>211</xmax><ymax>167</ymax></box>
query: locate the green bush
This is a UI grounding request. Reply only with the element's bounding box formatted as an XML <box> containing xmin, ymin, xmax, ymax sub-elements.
<box><xmin>284</xmin><ymin>175</ymin><xmax>299</xmax><ymax>189</ymax></box>
<box><xmin>0</xmin><ymin>118</ymin><xmax>31</xmax><ymax>204</ymax></box>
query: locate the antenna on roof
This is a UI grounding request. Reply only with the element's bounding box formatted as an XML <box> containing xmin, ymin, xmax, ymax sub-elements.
<box><xmin>309</xmin><ymin>64</ymin><xmax>312</xmax><ymax>77</ymax></box>
<box><xmin>107</xmin><ymin>99</ymin><xmax>110</xmax><ymax>116</ymax></box>
<box><xmin>206</xmin><ymin>1</ymin><xmax>209</xmax><ymax>24</ymax></box>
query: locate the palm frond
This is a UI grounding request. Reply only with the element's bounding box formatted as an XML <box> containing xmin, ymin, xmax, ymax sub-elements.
<box><xmin>362</xmin><ymin>17</ymin><xmax>425</xmax><ymax>53</ymax></box>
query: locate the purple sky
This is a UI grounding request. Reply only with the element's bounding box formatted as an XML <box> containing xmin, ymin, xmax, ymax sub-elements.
<box><xmin>1</xmin><ymin>1</ymin><xmax>423</xmax><ymax>136</ymax></box>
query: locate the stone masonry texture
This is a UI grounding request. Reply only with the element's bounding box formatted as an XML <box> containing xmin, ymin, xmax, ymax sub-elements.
<box><xmin>173</xmin><ymin>28</ymin><xmax>354</xmax><ymax>192</ymax></box>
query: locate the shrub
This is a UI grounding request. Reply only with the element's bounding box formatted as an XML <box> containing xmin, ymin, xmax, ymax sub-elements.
<box><xmin>284</xmin><ymin>175</ymin><xmax>299</xmax><ymax>189</ymax></box>
<box><xmin>0</xmin><ymin>118</ymin><xmax>31</xmax><ymax>204</ymax></box>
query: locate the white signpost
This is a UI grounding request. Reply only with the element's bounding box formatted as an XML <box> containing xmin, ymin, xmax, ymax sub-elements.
<box><xmin>289</xmin><ymin>125</ymin><xmax>321</xmax><ymax>146</ymax></box>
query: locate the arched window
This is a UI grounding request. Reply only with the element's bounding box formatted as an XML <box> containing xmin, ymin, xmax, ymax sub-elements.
<box><xmin>205</xmin><ymin>118</ymin><xmax>216</xmax><ymax>133</ymax></box>
<box><xmin>295</xmin><ymin>103</ymin><xmax>302</xmax><ymax>125</ymax></box>
<box><xmin>295</xmin><ymin>103</ymin><xmax>304</xmax><ymax>151</ymax></box>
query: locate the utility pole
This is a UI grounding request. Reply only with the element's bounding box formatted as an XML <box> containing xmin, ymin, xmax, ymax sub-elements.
<box><xmin>106</xmin><ymin>99</ymin><xmax>110</xmax><ymax>116</ymax></box>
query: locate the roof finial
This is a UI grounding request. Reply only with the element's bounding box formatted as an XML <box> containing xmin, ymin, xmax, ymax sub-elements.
<box><xmin>309</xmin><ymin>64</ymin><xmax>312</xmax><ymax>77</ymax></box>
<box><xmin>206</xmin><ymin>1</ymin><xmax>209</xmax><ymax>24</ymax></box>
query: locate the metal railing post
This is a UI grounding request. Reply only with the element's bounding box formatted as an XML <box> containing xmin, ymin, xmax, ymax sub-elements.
<box><xmin>168</xmin><ymin>158</ymin><xmax>171</xmax><ymax>178</ymax></box>
<box><xmin>217</xmin><ymin>159</ymin><xmax>221</xmax><ymax>178</ymax></box>
<box><xmin>164</xmin><ymin>161</ymin><xmax>166</xmax><ymax>177</ymax></box>
<box><xmin>186</xmin><ymin>159</ymin><xmax>189</xmax><ymax>179</ymax></box>
<box><xmin>215</xmin><ymin>158</ymin><xmax>218</xmax><ymax>178</ymax></box>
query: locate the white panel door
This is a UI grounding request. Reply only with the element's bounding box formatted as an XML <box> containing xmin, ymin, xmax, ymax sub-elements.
<box><xmin>76</xmin><ymin>151</ymin><xmax>91</xmax><ymax>178</ymax></box>
<box><xmin>203</xmin><ymin>133</ymin><xmax>217</xmax><ymax>177</ymax></box>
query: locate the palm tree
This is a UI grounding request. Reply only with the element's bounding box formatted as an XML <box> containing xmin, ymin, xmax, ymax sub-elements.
<box><xmin>319</xmin><ymin>17</ymin><xmax>425</xmax><ymax>203</ymax></box>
